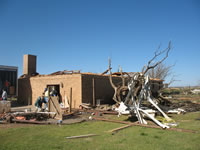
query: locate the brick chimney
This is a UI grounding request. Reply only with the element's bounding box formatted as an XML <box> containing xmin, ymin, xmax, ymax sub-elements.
<box><xmin>23</xmin><ymin>54</ymin><xmax>37</xmax><ymax>75</ymax></box>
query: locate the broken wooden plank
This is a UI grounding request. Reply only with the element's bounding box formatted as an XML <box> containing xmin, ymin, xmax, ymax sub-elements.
<box><xmin>48</xmin><ymin>96</ymin><xmax>63</xmax><ymax>120</ymax></box>
<box><xmin>62</xmin><ymin>111</ymin><xmax>78</xmax><ymax>119</ymax></box>
<box><xmin>166</xmin><ymin>127</ymin><xmax>198</xmax><ymax>133</ymax></box>
<box><xmin>66</xmin><ymin>134</ymin><xmax>98</xmax><ymax>139</ymax></box>
<box><xmin>108</xmin><ymin>124</ymin><xmax>132</xmax><ymax>133</ymax></box>
<box><xmin>69</xmin><ymin>87</ymin><xmax>72</xmax><ymax>113</ymax></box>
<box><xmin>79</xmin><ymin>104</ymin><xmax>91</xmax><ymax>109</ymax></box>
<box><xmin>101</xmin><ymin>69</ymin><xmax>109</xmax><ymax>75</ymax></box>
<box><xmin>49</xmin><ymin>97</ymin><xmax>60</xmax><ymax>115</ymax></box>
<box><xmin>102</xmin><ymin>111</ymin><xmax>118</xmax><ymax>115</ymax></box>
<box><xmin>92</xmin><ymin>78</ymin><xmax>96</xmax><ymax>107</ymax></box>
<box><xmin>93</xmin><ymin>117</ymin><xmax>197</xmax><ymax>133</ymax></box>
<box><xmin>78</xmin><ymin>109</ymin><xmax>118</xmax><ymax>115</ymax></box>
<box><xmin>93</xmin><ymin>117</ymin><xmax>132</xmax><ymax>125</ymax></box>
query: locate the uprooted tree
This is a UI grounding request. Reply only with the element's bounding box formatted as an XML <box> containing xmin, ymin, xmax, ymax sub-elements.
<box><xmin>108</xmin><ymin>41</ymin><xmax>176</xmax><ymax>128</ymax></box>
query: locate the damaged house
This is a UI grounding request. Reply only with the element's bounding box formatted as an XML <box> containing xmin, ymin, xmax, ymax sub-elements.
<box><xmin>18</xmin><ymin>55</ymin><xmax>121</xmax><ymax>108</ymax></box>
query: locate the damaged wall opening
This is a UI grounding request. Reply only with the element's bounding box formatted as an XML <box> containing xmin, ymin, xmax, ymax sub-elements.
<box><xmin>47</xmin><ymin>84</ymin><xmax>61</xmax><ymax>102</ymax></box>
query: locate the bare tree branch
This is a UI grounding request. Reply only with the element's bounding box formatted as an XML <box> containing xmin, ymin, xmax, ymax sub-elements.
<box><xmin>108</xmin><ymin>58</ymin><xmax>119</xmax><ymax>103</ymax></box>
<box><xmin>148</xmin><ymin>63</ymin><xmax>175</xmax><ymax>80</ymax></box>
<box><xmin>143</xmin><ymin>41</ymin><xmax>172</xmax><ymax>75</ymax></box>
<box><xmin>168</xmin><ymin>74</ymin><xmax>181</xmax><ymax>86</ymax></box>
<box><xmin>108</xmin><ymin>59</ymin><xmax>117</xmax><ymax>90</ymax></box>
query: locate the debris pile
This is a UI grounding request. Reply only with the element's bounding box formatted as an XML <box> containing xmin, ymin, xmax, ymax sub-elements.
<box><xmin>107</xmin><ymin>42</ymin><xmax>178</xmax><ymax>128</ymax></box>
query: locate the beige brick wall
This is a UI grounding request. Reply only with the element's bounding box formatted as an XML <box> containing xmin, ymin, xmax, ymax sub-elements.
<box><xmin>18</xmin><ymin>74</ymin><xmax>82</xmax><ymax>108</ymax></box>
<box><xmin>18</xmin><ymin>73</ymin><xmax>122</xmax><ymax>108</ymax></box>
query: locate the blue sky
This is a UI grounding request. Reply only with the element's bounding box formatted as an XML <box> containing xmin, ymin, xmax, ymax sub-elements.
<box><xmin>0</xmin><ymin>0</ymin><xmax>199</xmax><ymax>86</ymax></box>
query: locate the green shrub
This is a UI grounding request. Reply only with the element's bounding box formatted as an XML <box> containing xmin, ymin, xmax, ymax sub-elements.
<box><xmin>162</xmin><ymin>88</ymin><xmax>181</xmax><ymax>95</ymax></box>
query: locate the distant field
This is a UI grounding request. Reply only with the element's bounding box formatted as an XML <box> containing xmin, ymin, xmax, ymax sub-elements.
<box><xmin>0</xmin><ymin>112</ymin><xmax>200</xmax><ymax>150</ymax></box>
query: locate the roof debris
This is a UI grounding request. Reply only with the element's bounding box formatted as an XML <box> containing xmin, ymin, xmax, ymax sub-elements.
<box><xmin>49</xmin><ymin>70</ymin><xmax>81</xmax><ymax>75</ymax></box>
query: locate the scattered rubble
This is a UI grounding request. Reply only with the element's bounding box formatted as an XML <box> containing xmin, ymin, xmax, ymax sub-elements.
<box><xmin>191</xmin><ymin>89</ymin><xmax>200</xmax><ymax>94</ymax></box>
<box><xmin>167</xmin><ymin>100</ymin><xmax>200</xmax><ymax>112</ymax></box>
<box><xmin>167</xmin><ymin>108</ymin><xmax>186</xmax><ymax>114</ymax></box>
<box><xmin>106</xmin><ymin>43</ymin><xmax>176</xmax><ymax>128</ymax></box>
<box><xmin>0</xmin><ymin>95</ymin><xmax>198</xmax><ymax>133</ymax></box>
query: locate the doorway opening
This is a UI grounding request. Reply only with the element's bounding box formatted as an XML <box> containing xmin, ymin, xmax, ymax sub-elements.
<box><xmin>47</xmin><ymin>85</ymin><xmax>61</xmax><ymax>103</ymax></box>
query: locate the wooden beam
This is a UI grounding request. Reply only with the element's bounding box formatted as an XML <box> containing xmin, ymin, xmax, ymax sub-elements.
<box><xmin>93</xmin><ymin>117</ymin><xmax>197</xmax><ymax>133</ymax></box>
<box><xmin>93</xmin><ymin>117</ymin><xmax>132</xmax><ymax>125</ymax></box>
<box><xmin>92</xmin><ymin>78</ymin><xmax>95</xmax><ymax>107</ymax></box>
<box><xmin>101</xmin><ymin>69</ymin><xmax>109</xmax><ymax>75</ymax></box>
<box><xmin>49</xmin><ymin>97</ymin><xmax>60</xmax><ymax>115</ymax></box>
<box><xmin>108</xmin><ymin>124</ymin><xmax>132</xmax><ymax>133</ymax></box>
<box><xmin>69</xmin><ymin>87</ymin><xmax>72</xmax><ymax>113</ymax></box>
<box><xmin>66</xmin><ymin>134</ymin><xmax>98</xmax><ymax>139</ymax></box>
<box><xmin>48</xmin><ymin>97</ymin><xmax>63</xmax><ymax>120</ymax></box>
<box><xmin>78</xmin><ymin>109</ymin><xmax>118</xmax><ymax>115</ymax></box>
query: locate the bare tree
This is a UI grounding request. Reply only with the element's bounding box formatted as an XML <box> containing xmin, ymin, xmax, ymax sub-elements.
<box><xmin>142</xmin><ymin>41</ymin><xmax>171</xmax><ymax>75</ymax></box>
<box><xmin>148</xmin><ymin>62</ymin><xmax>180</xmax><ymax>86</ymax></box>
<box><xmin>148</xmin><ymin>62</ymin><xmax>175</xmax><ymax>78</ymax></box>
<box><xmin>108</xmin><ymin>41</ymin><xmax>172</xmax><ymax>103</ymax></box>
<box><xmin>107</xmin><ymin>42</ymin><xmax>174</xmax><ymax>128</ymax></box>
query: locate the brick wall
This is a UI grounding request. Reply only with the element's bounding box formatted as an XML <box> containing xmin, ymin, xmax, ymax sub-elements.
<box><xmin>81</xmin><ymin>74</ymin><xmax>121</xmax><ymax>105</ymax></box>
<box><xmin>18</xmin><ymin>74</ymin><xmax>82</xmax><ymax>108</ymax></box>
<box><xmin>18</xmin><ymin>73</ymin><xmax>122</xmax><ymax>108</ymax></box>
